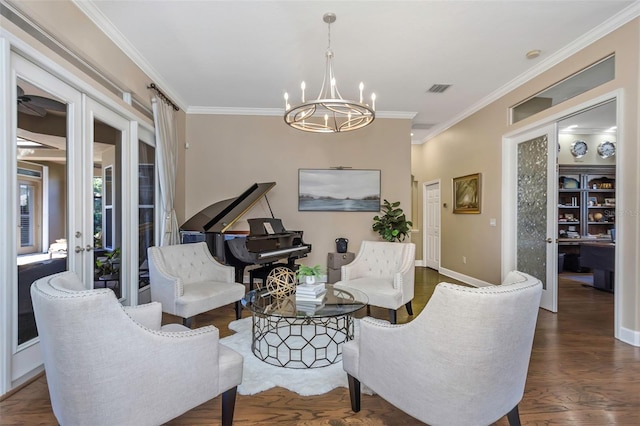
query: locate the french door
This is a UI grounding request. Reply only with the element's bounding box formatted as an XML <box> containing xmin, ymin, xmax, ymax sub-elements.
<box><xmin>6</xmin><ymin>52</ymin><xmax>139</xmax><ymax>390</ymax></box>
<box><xmin>503</xmin><ymin>123</ymin><xmax>558</xmax><ymax>312</ymax></box>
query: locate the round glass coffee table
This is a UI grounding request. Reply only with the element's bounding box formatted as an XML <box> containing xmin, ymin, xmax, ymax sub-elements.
<box><xmin>241</xmin><ymin>284</ymin><xmax>367</xmax><ymax>368</ymax></box>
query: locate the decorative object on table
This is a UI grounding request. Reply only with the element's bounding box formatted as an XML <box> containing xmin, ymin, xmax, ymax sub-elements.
<box><xmin>372</xmin><ymin>199</ymin><xmax>413</xmax><ymax>242</ymax></box>
<box><xmin>295</xmin><ymin>281</ymin><xmax>328</xmax><ymax>313</ymax></box>
<box><xmin>335</xmin><ymin>237</ymin><xmax>349</xmax><ymax>253</ymax></box>
<box><xmin>296</xmin><ymin>264</ymin><xmax>326</xmax><ymax>285</ymax></box>
<box><xmin>452</xmin><ymin>173</ymin><xmax>481</xmax><ymax>214</ymax></box>
<box><xmin>283</xmin><ymin>12</ymin><xmax>375</xmax><ymax>133</ymax></box>
<box><xmin>298</xmin><ymin>168</ymin><xmax>381</xmax><ymax>212</ymax></box>
<box><xmin>570</xmin><ymin>140</ymin><xmax>588</xmax><ymax>158</ymax></box>
<box><xmin>266</xmin><ymin>266</ymin><xmax>297</xmax><ymax>299</ymax></box>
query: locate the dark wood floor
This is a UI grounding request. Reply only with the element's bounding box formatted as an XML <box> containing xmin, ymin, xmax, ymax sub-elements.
<box><xmin>2</xmin><ymin>269</ymin><xmax>639</xmax><ymax>425</ymax></box>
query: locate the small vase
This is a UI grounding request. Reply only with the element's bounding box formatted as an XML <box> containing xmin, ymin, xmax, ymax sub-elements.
<box><xmin>305</xmin><ymin>276</ymin><xmax>316</xmax><ymax>285</ymax></box>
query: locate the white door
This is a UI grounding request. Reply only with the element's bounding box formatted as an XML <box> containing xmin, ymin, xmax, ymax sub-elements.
<box><xmin>503</xmin><ymin>124</ymin><xmax>558</xmax><ymax>312</ymax></box>
<box><xmin>423</xmin><ymin>181</ymin><xmax>440</xmax><ymax>270</ymax></box>
<box><xmin>84</xmin><ymin>97</ymin><xmax>134</xmax><ymax>303</ymax></box>
<box><xmin>9</xmin><ymin>53</ymin><xmax>83</xmax><ymax>386</ymax></box>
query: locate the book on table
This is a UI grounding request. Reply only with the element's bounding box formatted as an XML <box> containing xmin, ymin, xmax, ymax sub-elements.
<box><xmin>296</xmin><ymin>282</ymin><xmax>326</xmax><ymax>296</ymax></box>
<box><xmin>295</xmin><ymin>290</ymin><xmax>326</xmax><ymax>304</ymax></box>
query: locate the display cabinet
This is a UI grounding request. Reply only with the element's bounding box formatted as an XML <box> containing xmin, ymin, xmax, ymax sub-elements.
<box><xmin>558</xmin><ymin>165</ymin><xmax>615</xmax><ymax>241</ymax></box>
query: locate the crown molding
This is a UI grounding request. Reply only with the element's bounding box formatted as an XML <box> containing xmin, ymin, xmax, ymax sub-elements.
<box><xmin>71</xmin><ymin>0</ymin><xmax>187</xmax><ymax>111</ymax></box>
<box><xmin>419</xmin><ymin>1</ymin><xmax>640</xmax><ymax>144</ymax></box>
<box><xmin>186</xmin><ymin>106</ymin><xmax>415</xmax><ymax>120</ymax></box>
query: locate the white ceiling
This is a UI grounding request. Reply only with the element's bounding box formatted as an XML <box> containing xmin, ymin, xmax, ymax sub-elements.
<box><xmin>74</xmin><ymin>1</ymin><xmax>638</xmax><ymax>144</ymax></box>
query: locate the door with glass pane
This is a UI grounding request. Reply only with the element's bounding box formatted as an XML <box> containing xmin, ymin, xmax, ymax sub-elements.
<box><xmin>506</xmin><ymin>124</ymin><xmax>558</xmax><ymax>312</ymax></box>
<box><xmin>84</xmin><ymin>98</ymin><xmax>131</xmax><ymax>302</ymax></box>
<box><xmin>11</xmin><ymin>54</ymin><xmax>83</xmax><ymax>384</ymax></box>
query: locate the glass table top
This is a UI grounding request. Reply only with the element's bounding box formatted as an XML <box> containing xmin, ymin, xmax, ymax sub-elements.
<box><xmin>241</xmin><ymin>284</ymin><xmax>367</xmax><ymax>319</ymax></box>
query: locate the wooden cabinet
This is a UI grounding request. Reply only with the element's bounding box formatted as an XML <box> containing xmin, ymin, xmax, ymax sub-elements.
<box><xmin>558</xmin><ymin>165</ymin><xmax>615</xmax><ymax>242</ymax></box>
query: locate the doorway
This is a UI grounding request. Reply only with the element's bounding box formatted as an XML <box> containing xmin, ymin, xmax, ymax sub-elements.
<box><xmin>503</xmin><ymin>93</ymin><xmax>621</xmax><ymax>337</ymax></box>
<box><xmin>422</xmin><ymin>180</ymin><xmax>441</xmax><ymax>270</ymax></box>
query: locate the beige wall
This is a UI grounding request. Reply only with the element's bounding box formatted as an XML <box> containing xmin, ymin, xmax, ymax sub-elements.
<box><xmin>412</xmin><ymin>19</ymin><xmax>639</xmax><ymax>333</ymax></box>
<box><xmin>185</xmin><ymin>115</ymin><xmax>412</xmax><ymax>268</ymax></box>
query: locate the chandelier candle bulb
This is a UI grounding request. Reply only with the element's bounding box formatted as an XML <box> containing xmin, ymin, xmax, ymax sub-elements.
<box><xmin>284</xmin><ymin>92</ymin><xmax>289</xmax><ymax>109</ymax></box>
<box><xmin>283</xmin><ymin>12</ymin><xmax>375</xmax><ymax>133</ymax></box>
<box><xmin>372</xmin><ymin>93</ymin><xmax>376</xmax><ymax>110</ymax></box>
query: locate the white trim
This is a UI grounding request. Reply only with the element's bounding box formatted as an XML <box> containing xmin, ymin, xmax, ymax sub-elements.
<box><xmin>0</xmin><ymin>36</ymin><xmax>12</xmax><ymax>397</ymax></box>
<box><xmin>439</xmin><ymin>267</ymin><xmax>493</xmax><ymax>288</ymax></box>
<box><xmin>619</xmin><ymin>326</ymin><xmax>640</xmax><ymax>347</ymax></box>
<box><xmin>186</xmin><ymin>105</ymin><xmax>416</xmax><ymax>119</ymax></box>
<box><xmin>420</xmin><ymin>3</ymin><xmax>640</xmax><ymax>143</ymax></box>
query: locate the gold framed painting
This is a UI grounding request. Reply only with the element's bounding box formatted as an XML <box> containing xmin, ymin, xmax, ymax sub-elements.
<box><xmin>453</xmin><ymin>173</ymin><xmax>481</xmax><ymax>214</ymax></box>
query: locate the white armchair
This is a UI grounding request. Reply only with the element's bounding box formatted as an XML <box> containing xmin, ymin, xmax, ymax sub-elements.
<box><xmin>343</xmin><ymin>270</ymin><xmax>542</xmax><ymax>426</ymax></box>
<box><xmin>31</xmin><ymin>271</ymin><xmax>243</xmax><ymax>426</ymax></box>
<box><xmin>334</xmin><ymin>240</ymin><xmax>415</xmax><ymax>323</ymax></box>
<box><xmin>148</xmin><ymin>242</ymin><xmax>246</xmax><ymax>327</ymax></box>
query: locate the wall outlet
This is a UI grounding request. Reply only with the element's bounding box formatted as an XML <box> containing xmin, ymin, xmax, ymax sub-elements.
<box><xmin>463</xmin><ymin>256</ymin><xmax>467</xmax><ymax>264</ymax></box>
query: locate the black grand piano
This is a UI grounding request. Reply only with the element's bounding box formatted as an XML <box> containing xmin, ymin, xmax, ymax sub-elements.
<box><xmin>180</xmin><ymin>182</ymin><xmax>312</xmax><ymax>286</ymax></box>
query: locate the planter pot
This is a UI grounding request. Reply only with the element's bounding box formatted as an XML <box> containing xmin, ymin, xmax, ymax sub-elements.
<box><xmin>305</xmin><ymin>276</ymin><xmax>316</xmax><ymax>285</ymax></box>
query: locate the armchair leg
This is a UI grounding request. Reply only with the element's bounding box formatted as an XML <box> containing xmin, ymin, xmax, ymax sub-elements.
<box><xmin>235</xmin><ymin>300</ymin><xmax>242</xmax><ymax>320</ymax></box>
<box><xmin>506</xmin><ymin>404</ymin><xmax>521</xmax><ymax>426</ymax></box>
<box><xmin>221</xmin><ymin>386</ymin><xmax>237</xmax><ymax>426</ymax></box>
<box><xmin>183</xmin><ymin>317</ymin><xmax>193</xmax><ymax>328</ymax></box>
<box><xmin>405</xmin><ymin>301</ymin><xmax>413</xmax><ymax>316</ymax></box>
<box><xmin>388</xmin><ymin>309</ymin><xmax>397</xmax><ymax>324</ymax></box>
<box><xmin>347</xmin><ymin>374</ymin><xmax>361</xmax><ymax>412</ymax></box>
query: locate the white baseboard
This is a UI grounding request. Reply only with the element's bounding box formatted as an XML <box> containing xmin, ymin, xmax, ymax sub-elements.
<box><xmin>438</xmin><ymin>267</ymin><xmax>493</xmax><ymax>287</ymax></box>
<box><xmin>618</xmin><ymin>326</ymin><xmax>640</xmax><ymax>347</ymax></box>
<box><xmin>415</xmin><ymin>260</ymin><xmax>425</xmax><ymax>267</ymax></box>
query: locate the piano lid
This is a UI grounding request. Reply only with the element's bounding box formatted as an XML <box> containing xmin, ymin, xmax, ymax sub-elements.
<box><xmin>180</xmin><ymin>182</ymin><xmax>276</xmax><ymax>233</ymax></box>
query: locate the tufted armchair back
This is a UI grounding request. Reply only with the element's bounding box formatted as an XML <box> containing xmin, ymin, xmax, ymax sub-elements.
<box><xmin>342</xmin><ymin>241</ymin><xmax>415</xmax><ymax>281</ymax></box>
<box><xmin>149</xmin><ymin>242</ymin><xmax>234</xmax><ymax>287</ymax></box>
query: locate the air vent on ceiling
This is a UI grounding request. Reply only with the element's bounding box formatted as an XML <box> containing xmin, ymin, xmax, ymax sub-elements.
<box><xmin>427</xmin><ymin>84</ymin><xmax>451</xmax><ymax>93</ymax></box>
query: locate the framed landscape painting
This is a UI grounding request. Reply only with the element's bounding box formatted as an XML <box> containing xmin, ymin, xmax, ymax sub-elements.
<box><xmin>298</xmin><ymin>169</ymin><xmax>381</xmax><ymax>212</ymax></box>
<box><xmin>453</xmin><ymin>173</ymin><xmax>481</xmax><ymax>214</ymax></box>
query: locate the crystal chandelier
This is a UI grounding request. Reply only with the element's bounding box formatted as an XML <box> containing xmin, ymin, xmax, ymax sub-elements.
<box><xmin>284</xmin><ymin>13</ymin><xmax>376</xmax><ymax>133</ymax></box>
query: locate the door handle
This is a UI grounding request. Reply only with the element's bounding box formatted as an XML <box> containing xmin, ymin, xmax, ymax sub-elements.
<box><xmin>85</xmin><ymin>245</ymin><xmax>94</xmax><ymax>252</ymax></box>
<box><xmin>546</xmin><ymin>238</ymin><xmax>553</xmax><ymax>243</ymax></box>
<box><xmin>74</xmin><ymin>246</ymin><xmax>85</xmax><ymax>253</ymax></box>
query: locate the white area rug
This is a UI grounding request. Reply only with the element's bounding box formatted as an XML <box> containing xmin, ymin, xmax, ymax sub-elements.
<box><xmin>220</xmin><ymin>317</ymin><xmax>355</xmax><ymax>396</ymax></box>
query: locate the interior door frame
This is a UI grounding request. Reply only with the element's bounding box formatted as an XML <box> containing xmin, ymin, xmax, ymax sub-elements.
<box><xmin>422</xmin><ymin>179</ymin><xmax>441</xmax><ymax>270</ymax></box>
<box><xmin>502</xmin><ymin>90</ymin><xmax>622</xmax><ymax>337</ymax></box>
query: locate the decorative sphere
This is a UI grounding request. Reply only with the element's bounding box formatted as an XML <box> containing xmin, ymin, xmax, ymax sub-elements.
<box><xmin>594</xmin><ymin>212</ymin><xmax>604</xmax><ymax>221</ymax></box>
<box><xmin>265</xmin><ymin>267</ymin><xmax>297</xmax><ymax>299</ymax></box>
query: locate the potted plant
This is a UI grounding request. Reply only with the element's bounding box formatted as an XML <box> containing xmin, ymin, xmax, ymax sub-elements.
<box><xmin>296</xmin><ymin>264</ymin><xmax>325</xmax><ymax>285</ymax></box>
<box><xmin>372</xmin><ymin>199</ymin><xmax>413</xmax><ymax>242</ymax></box>
<box><xmin>95</xmin><ymin>247</ymin><xmax>121</xmax><ymax>279</ymax></box>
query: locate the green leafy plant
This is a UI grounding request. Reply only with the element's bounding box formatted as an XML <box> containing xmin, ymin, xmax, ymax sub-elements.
<box><xmin>95</xmin><ymin>247</ymin><xmax>121</xmax><ymax>277</ymax></box>
<box><xmin>296</xmin><ymin>264</ymin><xmax>325</xmax><ymax>281</ymax></box>
<box><xmin>372</xmin><ymin>199</ymin><xmax>413</xmax><ymax>242</ymax></box>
